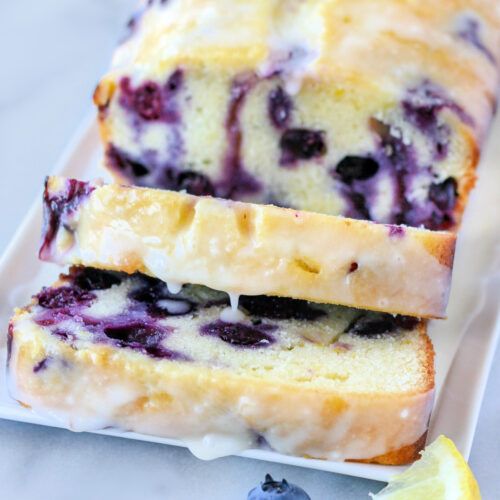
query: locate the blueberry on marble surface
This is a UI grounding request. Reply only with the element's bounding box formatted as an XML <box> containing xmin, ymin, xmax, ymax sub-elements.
<box><xmin>247</xmin><ymin>474</ymin><xmax>311</xmax><ymax>500</ymax></box>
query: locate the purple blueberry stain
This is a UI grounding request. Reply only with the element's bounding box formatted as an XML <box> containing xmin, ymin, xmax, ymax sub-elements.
<box><xmin>375</xmin><ymin>119</ymin><xmax>457</xmax><ymax>230</ymax></box>
<box><xmin>102</xmin><ymin>322</ymin><xmax>184</xmax><ymax>360</ymax></box>
<box><xmin>119</xmin><ymin>70</ymin><xmax>183</xmax><ymax>123</ymax></box>
<box><xmin>279</xmin><ymin>128</ymin><xmax>327</xmax><ymax>166</ymax></box>
<box><xmin>347</xmin><ymin>314</ymin><xmax>398</xmax><ymax>337</ymax></box>
<box><xmin>331</xmin><ymin>155</ymin><xmax>381</xmax><ymax>221</ymax></box>
<box><xmin>36</xmin><ymin>286</ymin><xmax>96</xmax><ymax>310</ymax></box>
<box><xmin>429</xmin><ymin>177</ymin><xmax>458</xmax><ymax>212</ymax></box>
<box><xmin>335</xmin><ymin>156</ymin><xmax>379</xmax><ymax>183</ymax></box>
<box><xmin>268</xmin><ymin>86</ymin><xmax>292</xmax><ymax>129</ymax></box>
<box><xmin>120</xmin><ymin>78</ymin><xmax>160</xmax><ymax>121</ymax></box>
<box><xmin>200</xmin><ymin>320</ymin><xmax>276</xmax><ymax>348</ymax></box>
<box><xmin>6</xmin><ymin>323</ymin><xmax>14</xmax><ymax>368</ymax></box>
<box><xmin>404</xmin><ymin>80</ymin><xmax>474</xmax><ymax>128</ymax></box>
<box><xmin>114</xmin><ymin>70</ymin><xmax>185</xmax><ymax>185</ymax></box>
<box><xmin>386</xmin><ymin>225</ymin><xmax>406</xmax><ymax>238</ymax></box>
<box><xmin>394</xmin><ymin>315</ymin><xmax>420</xmax><ymax>330</ymax></box>
<box><xmin>167</xmin><ymin>170</ymin><xmax>215</xmax><ymax>196</ymax></box>
<box><xmin>71</xmin><ymin>267</ymin><xmax>123</xmax><ymax>291</ymax></box>
<box><xmin>106</xmin><ymin>144</ymin><xmax>152</xmax><ymax>180</ymax></box>
<box><xmin>347</xmin><ymin>313</ymin><xmax>420</xmax><ymax>337</ymax></box>
<box><xmin>239</xmin><ymin>295</ymin><xmax>326</xmax><ymax>321</ymax></box>
<box><xmin>112</xmin><ymin>71</ymin><xmax>264</xmax><ymax>199</ymax></box>
<box><xmin>402</xmin><ymin>80</ymin><xmax>474</xmax><ymax>162</ymax></box>
<box><xmin>332</xmin><ymin>155</ymin><xmax>381</xmax><ymax>221</ymax></box>
<box><xmin>375</xmin><ymin>123</ymin><xmax>424</xmax><ymax>227</ymax></box>
<box><xmin>33</xmin><ymin>357</ymin><xmax>51</xmax><ymax>373</ymax></box>
<box><xmin>39</xmin><ymin>178</ymin><xmax>95</xmax><ymax>261</ymax></box>
<box><xmin>31</xmin><ymin>268</ymin><xmax>193</xmax><ymax>361</ymax></box>
<box><xmin>220</xmin><ymin>75</ymin><xmax>262</xmax><ymax>198</ymax></box>
<box><xmin>456</xmin><ymin>16</ymin><xmax>495</xmax><ymax>64</ymax></box>
<box><xmin>52</xmin><ymin>328</ymin><xmax>77</xmax><ymax>344</ymax></box>
<box><xmin>333</xmin><ymin>118</ymin><xmax>459</xmax><ymax>229</ymax></box>
<box><xmin>107</xmin><ymin>144</ymin><xmax>215</xmax><ymax>194</ymax></box>
<box><xmin>133</xmin><ymin>81</ymin><xmax>163</xmax><ymax>120</ymax></box>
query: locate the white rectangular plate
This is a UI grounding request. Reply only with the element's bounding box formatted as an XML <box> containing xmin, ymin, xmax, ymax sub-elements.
<box><xmin>0</xmin><ymin>115</ymin><xmax>499</xmax><ymax>482</ymax></box>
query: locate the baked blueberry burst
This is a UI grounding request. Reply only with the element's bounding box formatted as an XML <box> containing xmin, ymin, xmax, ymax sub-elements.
<box><xmin>8</xmin><ymin>267</ymin><xmax>433</xmax><ymax>463</ymax></box>
<box><xmin>22</xmin><ymin>267</ymin><xmax>420</xmax><ymax>358</ymax></box>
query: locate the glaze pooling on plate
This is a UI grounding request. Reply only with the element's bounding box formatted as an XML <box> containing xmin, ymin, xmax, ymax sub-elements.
<box><xmin>8</xmin><ymin>267</ymin><xmax>434</xmax><ymax>464</ymax></box>
<box><xmin>94</xmin><ymin>0</ymin><xmax>500</xmax><ymax>230</ymax></box>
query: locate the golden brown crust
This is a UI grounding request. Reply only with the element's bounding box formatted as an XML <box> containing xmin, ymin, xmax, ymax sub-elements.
<box><xmin>452</xmin><ymin>130</ymin><xmax>481</xmax><ymax>230</ymax></box>
<box><xmin>353</xmin><ymin>433</ymin><xmax>427</xmax><ymax>465</ymax></box>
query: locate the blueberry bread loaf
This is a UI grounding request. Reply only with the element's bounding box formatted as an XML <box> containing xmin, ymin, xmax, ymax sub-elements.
<box><xmin>8</xmin><ymin>267</ymin><xmax>434</xmax><ymax>464</ymax></box>
<box><xmin>40</xmin><ymin>177</ymin><xmax>456</xmax><ymax>318</ymax></box>
<box><xmin>94</xmin><ymin>0</ymin><xmax>500</xmax><ymax>230</ymax></box>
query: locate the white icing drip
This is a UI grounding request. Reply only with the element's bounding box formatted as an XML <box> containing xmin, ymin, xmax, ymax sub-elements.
<box><xmin>143</xmin><ymin>248</ymin><xmax>183</xmax><ymax>294</ymax></box>
<box><xmin>220</xmin><ymin>293</ymin><xmax>246</xmax><ymax>323</ymax></box>
<box><xmin>165</xmin><ymin>281</ymin><xmax>183</xmax><ymax>295</ymax></box>
<box><xmin>184</xmin><ymin>432</ymin><xmax>254</xmax><ymax>460</ymax></box>
<box><xmin>257</xmin><ymin>44</ymin><xmax>319</xmax><ymax>95</ymax></box>
<box><xmin>156</xmin><ymin>299</ymin><xmax>191</xmax><ymax>315</ymax></box>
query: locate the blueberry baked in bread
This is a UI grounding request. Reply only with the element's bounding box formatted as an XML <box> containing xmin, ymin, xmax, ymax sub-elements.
<box><xmin>94</xmin><ymin>0</ymin><xmax>500</xmax><ymax>230</ymax></box>
<box><xmin>40</xmin><ymin>176</ymin><xmax>456</xmax><ymax>318</ymax></box>
<box><xmin>8</xmin><ymin>267</ymin><xmax>434</xmax><ymax>464</ymax></box>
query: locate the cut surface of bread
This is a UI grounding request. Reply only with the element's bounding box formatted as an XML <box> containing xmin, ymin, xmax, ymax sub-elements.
<box><xmin>40</xmin><ymin>176</ymin><xmax>456</xmax><ymax>318</ymax></box>
<box><xmin>94</xmin><ymin>0</ymin><xmax>500</xmax><ymax>230</ymax></box>
<box><xmin>8</xmin><ymin>267</ymin><xmax>434</xmax><ymax>464</ymax></box>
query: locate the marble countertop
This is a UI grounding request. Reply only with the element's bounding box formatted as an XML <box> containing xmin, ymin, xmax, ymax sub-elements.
<box><xmin>0</xmin><ymin>1</ymin><xmax>498</xmax><ymax>498</ymax></box>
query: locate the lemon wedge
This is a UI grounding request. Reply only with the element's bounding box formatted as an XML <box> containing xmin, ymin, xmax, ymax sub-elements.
<box><xmin>371</xmin><ymin>435</ymin><xmax>481</xmax><ymax>499</ymax></box>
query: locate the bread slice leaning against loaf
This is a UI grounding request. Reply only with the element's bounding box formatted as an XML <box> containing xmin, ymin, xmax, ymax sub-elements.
<box><xmin>40</xmin><ymin>176</ymin><xmax>456</xmax><ymax>319</ymax></box>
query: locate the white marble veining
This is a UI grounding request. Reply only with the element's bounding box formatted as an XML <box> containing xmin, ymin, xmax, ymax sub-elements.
<box><xmin>0</xmin><ymin>1</ymin><xmax>498</xmax><ymax>499</ymax></box>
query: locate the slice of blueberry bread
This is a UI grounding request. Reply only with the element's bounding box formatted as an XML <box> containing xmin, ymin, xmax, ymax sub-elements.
<box><xmin>94</xmin><ymin>0</ymin><xmax>499</xmax><ymax>230</ymax></box>
<box><xmin>40</xmin><ymin>176</ymin><xmax>456</xmax><ymax>318</ymax></box>
<box><xmin>8</xmin><ymin>267</ymin><xmax>434</xmax><ymax>464</ymax></box>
